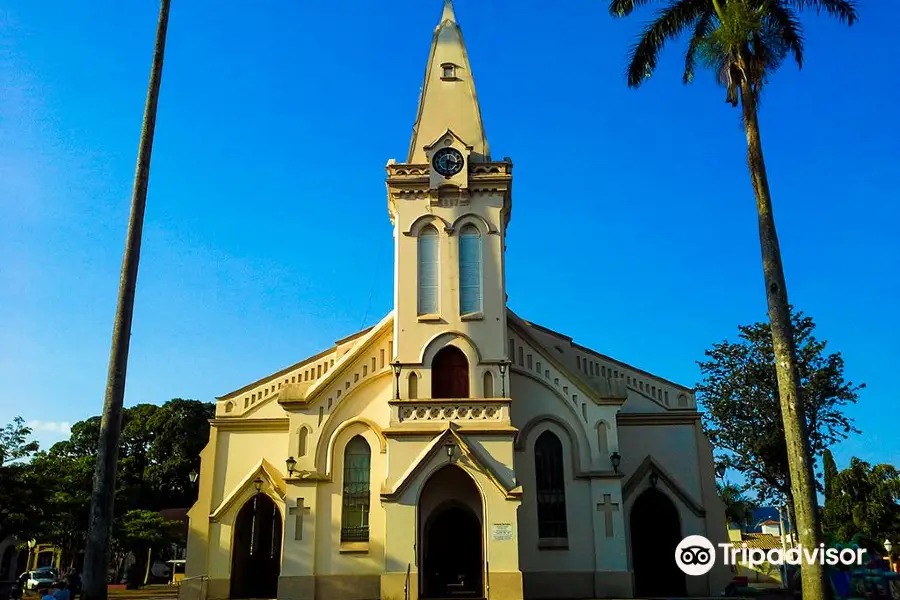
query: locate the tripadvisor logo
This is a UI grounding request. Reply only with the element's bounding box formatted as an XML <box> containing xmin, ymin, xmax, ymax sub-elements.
<box><xmin>675</xmin><ymin>535</ymin><xmax>867</xmax><ymax>576</ymax></box>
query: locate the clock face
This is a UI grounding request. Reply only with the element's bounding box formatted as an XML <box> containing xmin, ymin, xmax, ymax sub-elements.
<box><xmin>432</xmin><ymin>147</ymin><xmax>464</xmax><ymax>177</ymax></box>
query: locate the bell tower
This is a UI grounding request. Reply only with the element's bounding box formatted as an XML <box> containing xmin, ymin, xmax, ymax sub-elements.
<box><xmin>386</xmin><ymin>0</ymin><xmax>513</xmax><ymax>376</ymax></box>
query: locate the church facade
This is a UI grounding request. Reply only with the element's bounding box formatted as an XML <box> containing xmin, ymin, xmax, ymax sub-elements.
<box><xmin>183</xmin><ymin>2</ymin><xmax>731</xmax><ymax>599</ymax></box>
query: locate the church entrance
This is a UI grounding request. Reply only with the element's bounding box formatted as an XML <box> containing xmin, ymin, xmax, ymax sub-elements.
<box><xmin>630</xmin><ymin>487</ymin><xmax>687</xmax><ymax>597</ymax></box>
<box><xmin>419</xmin><ymin>466</ymin><xmax>483</xmax><ymax>599</ymax></box>
<box><xmin>230</xmin><ymin>493</ymin><xmax>283</xmax><ymax>599</ymax></box>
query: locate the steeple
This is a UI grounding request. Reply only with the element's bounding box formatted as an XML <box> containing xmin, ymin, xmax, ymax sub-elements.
<box><xmin>407</xmin><ymin>0</ymin><xmax>490</xmax><ymax>164</ymax></box>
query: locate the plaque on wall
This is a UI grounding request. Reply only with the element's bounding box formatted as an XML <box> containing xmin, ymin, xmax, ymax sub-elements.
<box><xmin>492</xmin><ymin>523</ymin><xmax>513</xmax><ymax>541</ymax></box>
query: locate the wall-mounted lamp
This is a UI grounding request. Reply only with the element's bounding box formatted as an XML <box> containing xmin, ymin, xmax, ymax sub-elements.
<box><xmin>499</xmin><ymin>360</ymin><xmax>511</xmax><ymax>396</ymax></box>
<box><xmin>188</xmin><ymin>470</ymin><xmax>198</xmax><ymax>484</ymax></box>
<box><xmin>649</xmin><ymin>471</ymin><xmax>659</xmax><ymax>488</ymax></box>
<box><xmin>445</xmin><ymin>440</ymin><xmax>456</xmax><ymax>460</ymax></box>
<box><xmin>610</xmin><ymin>452</ymin><xmax>621</xmax><ymax>474</ymax></box>
<box><xmin>286</xmin><ymin>456</ymin><xmax>297</xmax><ymax>477</ymax></box>
<box><xmin>254</xmin><ymin>476</ymin><xmax>264</xmax><ymax>493</ymax></box>
<box><xmin>392</xmin><ymin>360</ymin><xmax>402</xmax><ymax>399</ymax></box>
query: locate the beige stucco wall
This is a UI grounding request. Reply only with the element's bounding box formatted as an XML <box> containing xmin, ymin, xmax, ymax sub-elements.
<box><xmin>392</xmin><ymin>189</ymin><xmax>508</xmax><ymax>368</ymax></box>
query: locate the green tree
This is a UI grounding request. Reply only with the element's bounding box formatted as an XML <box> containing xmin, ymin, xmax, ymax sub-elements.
<box><xmin>718</xmin><ymin>482</ymin><xmax>754</xmax><ymax>527</ymax></box>
<box><xmin>0</xmin><ymin>418</ymin><xmax>43</xmax><ymax>542</ymax></box>
<box><xmin>823</xmin><ymin>457</ymin><xmax>900</xmax><ymax>544</ymax></box>
<box><xmin>698</xmin><ymin>310</ymin><xmax>861</xmax><ymax>508</ymax></box>
<box><xmin>111</xmin><ymin>510</ymin><xmax>179</xmax><ymax>588</ymax></box>
<box><xmin>25</xmin><ymin>444</ymin><xmax>95</xmax><ymax>569</ymax></box>
<box><xmin>17</xmin><ymin>399</ymin><xmax>211</xmax><ymax>571</ymax></box>
<box><xmin>83</xmin><ymin>1</ymin><xmax>172</xmax><ymax>599</ymax></box>
<box><xmin>607</xmin><ymin>1</ymin><xmax>858</xmax><ymax>598</ymax></box>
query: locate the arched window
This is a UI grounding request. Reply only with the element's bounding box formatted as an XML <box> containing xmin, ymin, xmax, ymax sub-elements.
<box><xmin>340</xmin><ymin>436</ymin><xmax>371</xmax><ymax>542</ymax></box>
<box><xmin>418</xmin><ymin>226</ymin><xmax>439</xmax><ymax>315</ymax></box>
<box><xmin>458</xmin><ymin>225</ymin><xmax>482</xmax><ymax>314</ymax></box>
<box><xmin>408</xmin><ymin>372</ymin><xmax>418</xmax><ymax>399</ymax></box>
<box><xmin>432</xmin><ymin>346</ymin><xmax>469</xmax><ymax>398</ymax></box>
<box><xmin>534</xmin><ymin>430</ymin><xmax>568</xmax><ymax>539</ymax></box>
<box><xmin>483</xmin><ymin>370</ymin><xmax>494</xmax><ymax>398</ymax></box>
<box><xmin>298</xmin><ymin>427</ymin><xmax>309</xmax><ymax>457</ymax></box>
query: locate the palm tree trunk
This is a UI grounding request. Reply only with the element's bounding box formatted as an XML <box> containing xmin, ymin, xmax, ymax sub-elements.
<box><xmin>739</xmin><ymin>79</ymin><xmax>829</xmax><ymax>600</ymax></box>
<box><xmin>81</xmin><ymin>2</ymin><xmax>171</xmax><ymax>600</ymax></box>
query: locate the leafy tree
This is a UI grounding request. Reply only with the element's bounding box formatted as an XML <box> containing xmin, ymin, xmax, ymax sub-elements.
<box><xmin>111</xmin><ymin>510</ymin><xmax>180</xmax><ymax>588</ymax></box>
<box><xmin>7</xmin><ymin>399</ymin><xmax>211</xmax><ymax>573</ymax></box>
<box><xmin>0</xmin><ymin>417</ymin><xmax>40</xmax><ymax>466</ymax></box>
<box><xmin>0</xmin><ymin>418</ymin><xmax>43</xmax><ymax>542</ymax></box>
<box><xmin>697</xmin><ymin>310</ymin><xmax>861</xmax><ymax>537</ymax></box>
<box><xmin>823</xmin><ymin>457</ymin><xmax>900</xmax><ymax>544</ymax></box>
<box><xmin>718</xmin><ymin>482</ymin><xmax>754</xmax><ymax>527</ymax></box>
<box><xmin>144</xmin><ymin>399</ymin><xmax>211</xmax><ymax>508</ymax></box>
<box><xmin>607</xmin><ymin>1</ymin><xmax>858</xmax><ymax>598</ymax></box>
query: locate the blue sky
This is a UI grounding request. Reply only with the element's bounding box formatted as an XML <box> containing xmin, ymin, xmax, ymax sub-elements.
<box><xmin>1</xmin><ymin>0</ymin><xmax>897</xmax><ymax>473</ymax></box>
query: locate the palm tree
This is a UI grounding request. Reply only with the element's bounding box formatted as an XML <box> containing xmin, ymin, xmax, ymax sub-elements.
<box><xmin>82</xmin><ymin>2</ymin><xmax>171</xmax><ymax>600</ymax></box>
<box><xmin>606</xmin><ymin>0</ymin><xmax>857</xmax><ymax>597</ymax></box>
<box><xmin>717</xmin><ymin>482</ymin><xmax>754</xmax><ymax>529</ymax></box>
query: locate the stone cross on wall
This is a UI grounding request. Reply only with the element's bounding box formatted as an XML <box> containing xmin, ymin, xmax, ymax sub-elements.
<box><xmin>597</xmin><ymin>494</ymin><xmax>619</xmax><ymax>538</ymax></box>
<box><xmin>289</xmin><ymin>498</ymin><xmax>311</xmax><ymax>541</ymax></box>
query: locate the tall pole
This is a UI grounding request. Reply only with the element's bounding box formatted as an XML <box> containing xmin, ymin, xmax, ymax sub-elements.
<box><xmin>82</xmin><ymin>2</ymin><xmax>170</xmax><ymax>600</ymax></box>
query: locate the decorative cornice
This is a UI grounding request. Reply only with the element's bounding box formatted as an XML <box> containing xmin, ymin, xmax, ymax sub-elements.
<box><xmin>209</xmin><ymin>418</ymin><xmax>290</xmax><ymax>432</ymax></box>
<box><xmin>384</xmin><ymin>423</ymin><xmax>518</xmax><ymax>437</ymax></box>
<box><xmin>616</xmin><ymin>412</ymin><xmax>701</xmax><ymax>426</ymax></box>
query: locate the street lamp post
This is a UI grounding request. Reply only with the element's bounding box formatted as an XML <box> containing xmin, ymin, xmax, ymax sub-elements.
<box><xmin>392</xmin><ymin>361</ymin><xmax>402</xmax><ymax>400</ymax></box>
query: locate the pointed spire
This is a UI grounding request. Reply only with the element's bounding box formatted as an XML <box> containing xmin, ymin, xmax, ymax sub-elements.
<box><xmin>407</xmin><ymin>0</ymin><xmax>490</xmax><ymax>163</ymax></box>
<box><xmin>440</xmin><ymin>0</ymin><xmax>456</xmax><ymax>24</ymax></box>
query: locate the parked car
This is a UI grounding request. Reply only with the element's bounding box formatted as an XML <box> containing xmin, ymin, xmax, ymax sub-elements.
<box><xmin>24</xmin><ymin>570</ymin><xmax>56</xmax><ymax>591</ymax></box>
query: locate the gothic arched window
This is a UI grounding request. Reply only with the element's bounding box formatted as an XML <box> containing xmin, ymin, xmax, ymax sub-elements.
<box><xmin>432</xmin><ymin>346</ymin><xmax>469</xmax><ymax>399</ymax></box>
<box><xmin>535</xmin><ymin>430</ymin><xmax>568</xmax><ymax>539</ymax></box>
<box><xmin>418</xmin><ymin>226</ymin><xmax>439</xmax><ymax>315</ymax></box>
<box><xmin>340</xmin><ymin>435</ymin><xmax>371</xmax><ymax>542</ymax></box>
<box><xmin>408</xmin><ymin>372</ymin><xmax>418</xmax><ymax>399</ymax></box>
<box><xmin>458</xmin><ymin>225</ymin><xmax>482</xmax><ymax>315</ymax></box>
<box><xmin>298</xmin><ymin>427</ymin><xmax>308</xmax><ymax>457</ymax></box>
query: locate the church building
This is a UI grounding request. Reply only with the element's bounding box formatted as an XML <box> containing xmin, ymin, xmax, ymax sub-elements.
<box><xmin>183</xmin><ymin>2</ymin><xmax>731</xmax><ymax>598</ymax></box>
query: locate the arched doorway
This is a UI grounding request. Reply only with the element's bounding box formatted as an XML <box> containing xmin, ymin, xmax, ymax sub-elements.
<box><xmin>432</xmin><ymin>346</ymin><xmax>469</xmax><ymax>398</ymax></box>
<box><xmin>630</xmin><ymin>487</ymin><xmax>687</xmax><ymax>597</ymax></box>
<box><xmin>230</xmin><ymin>493</ymin><xmax>283</xmax><ymax>599</ymax></box>
<box><xmin>419</xmin><ymin>466</ymin><xmax>483</xmax><ymax>598</ymax></box>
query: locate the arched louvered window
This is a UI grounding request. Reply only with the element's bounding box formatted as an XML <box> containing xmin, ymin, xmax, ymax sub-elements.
<box><xmin>340</xmin><ymin>436</ymin><xmax>371</xmax><ymax>542</ymax></box>
<box><xmin>418</xmin><ymin>226</ymin><xmax>439</xmax><ymax>315</ymax></box>
<box><xmin>459</xmin><ymin>225</ymin><xmax>482</xmax><ymax>314</ymax></box>
<box><xmin>408</xmin><ymin>372</ymin><xmax>418</xmax><ymax>399</ymax></box>
<box><xmin>535</xmin><ymin>430</ymin><xmax>568</xmax><ymax>539</ymax></box>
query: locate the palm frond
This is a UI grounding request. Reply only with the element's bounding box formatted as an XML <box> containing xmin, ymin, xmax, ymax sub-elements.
<box><xmin>761</xmin><ymin>0</ymin><xmax>805</xmax><ymax>68</ymax></box>
<box><xmin>683</xmin><ymin>8</ymin><xmax>717</xmax><ymax>84</ymax></box>
<box><xmin>608</xmin><ymin>0</ymin><xmax>657</xmax><ymax>18</ymax></box>
<box><xmin>786</xmin><ymin>0</ymin><xmax>858</xmax><ymax>25</ymax></box>
<box><xmin>626</xmin><ymin>0</ymin><xmax>710</xmax><ymax>87</ymax></box>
